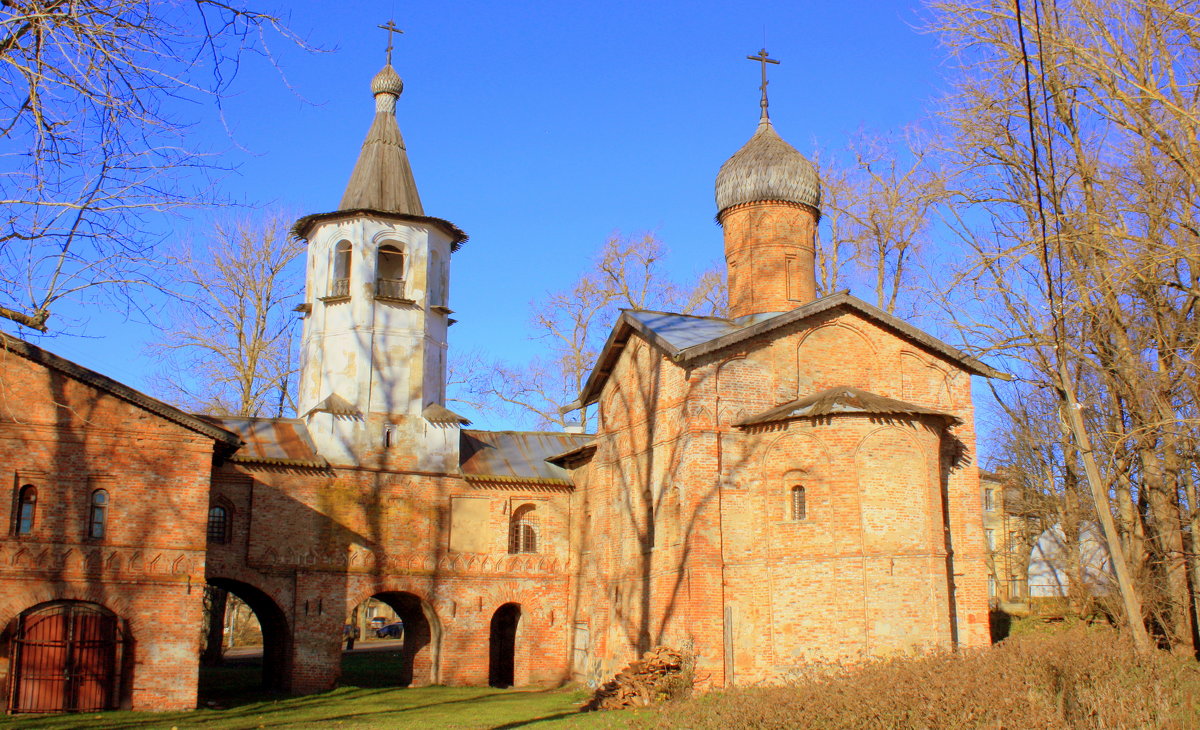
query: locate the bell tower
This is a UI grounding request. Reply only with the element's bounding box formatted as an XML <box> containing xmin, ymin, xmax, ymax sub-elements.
<box><xmin>715</xmin><ymin>50</ymin><xmax>821</xmax><ymax>321</ymax></box>
<box><xmin>293</xmin><ymin>23</ymin><xmax>469</xmax><ymax>468</ymax></box>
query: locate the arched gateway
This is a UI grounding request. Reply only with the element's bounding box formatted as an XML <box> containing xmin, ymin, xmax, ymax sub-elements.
<box><xmin>6</xmin><ymin>601</ymin><xmax>128</xmax><ymax>714</ymax></box>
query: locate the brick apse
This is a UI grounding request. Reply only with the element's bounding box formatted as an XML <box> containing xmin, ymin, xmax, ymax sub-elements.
<box><xmin>0</xmin><ymin>57</ymin><xmax>999</xmax><ymax>712</ymax></box>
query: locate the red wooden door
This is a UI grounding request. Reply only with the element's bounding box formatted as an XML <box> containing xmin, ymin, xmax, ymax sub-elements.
<box><xmin>10</xmin><ymin>602</ymin><xmax>123</xmax><ymax>713</ymax></box>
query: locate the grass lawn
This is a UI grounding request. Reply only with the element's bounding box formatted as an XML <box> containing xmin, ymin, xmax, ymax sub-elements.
<box><xmin>0</xmin><ymin>648</ymin><xmax>642</xmax><ymax>729</ymax></box>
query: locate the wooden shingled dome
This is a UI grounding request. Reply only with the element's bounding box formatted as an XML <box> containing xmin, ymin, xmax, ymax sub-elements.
<box><xmin>715</xmin><ymin>118</ymin><xmax>821</xmax><ymax>217</ymax></box>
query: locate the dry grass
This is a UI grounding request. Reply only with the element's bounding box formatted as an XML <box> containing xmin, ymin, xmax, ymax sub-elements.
<box><xmin>639</xmin><ymin>625</ymin><xmax>1200</xmax><ymax>729</ymax></box>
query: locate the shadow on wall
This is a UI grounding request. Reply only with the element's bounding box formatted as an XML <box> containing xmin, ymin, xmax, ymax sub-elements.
<box><xmin>0</xmin><ymin>361</ymin><xmax>226</xmax><ymax>712</ymax></box>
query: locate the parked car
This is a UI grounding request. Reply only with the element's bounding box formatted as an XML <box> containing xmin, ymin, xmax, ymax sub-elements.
<box><xmin>368</xmin><ymin>616</ymin><xmax>387</xmax><ymax>629</ymax></box>
<box><xmin>376</xmin><ymin>621</ymin><xmax>403</xmax><ymax>639</ymax></box>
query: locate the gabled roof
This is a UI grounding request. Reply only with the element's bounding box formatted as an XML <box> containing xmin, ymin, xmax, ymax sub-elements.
<box><xmin>460</xmin><ymin>430</ymin><xmax>593</xmax><ymax>489</ymax></box>
<box><xmin>565</xmin><ymin>291</ymin><xmax>1006</xmax><ymax>411</ymax></box>
<box><xmin>0</xmin><ymin>332</ymin><xmax>241</xmax><ymax>447</ymax></box>
<box><xmin>303</xmin><ymin>392</ymin><xmax>359</xmax><ymax>417</ymax></box>
<box><xmin>735</xmin><ymin>386</ymin><xmax>961</xmax><ymax>428</ymax></box>
<box><xmin>199</xmin><ymin>416</ymin><xmax>327</xmax><ymax>468</ymax></box>
<box><xmin>424</xmin><ymin>403</ymin><xmax>471</xmax><ymax>426</ymax></box>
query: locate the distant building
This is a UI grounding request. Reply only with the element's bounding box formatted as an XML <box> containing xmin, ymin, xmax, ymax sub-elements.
<box><xmin>1027</xmin><ymin>522</ymin><xmax>1114</xmax><ymax>599</ymax></box>
<box><xmin>0</xmin><ymin>51</ymin><xmax>1003</xmax><ymax>712</ymax></box>
<box><xmin>980</xmin><ymin>471</ymin><xmax>1038</xmax><ymax>609</ymax></box>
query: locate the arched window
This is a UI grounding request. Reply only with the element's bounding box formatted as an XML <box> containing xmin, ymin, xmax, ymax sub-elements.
<box><xmin>207</xmin><ymin>505</ymin><xmax>230</xmax><ymax>544</ymax></box>
<box><xmin>16</xmin><ymin>484</ymin><xmax>36</xmax><ymax>535</ymax></box>
<box><xmin>330</xmin><ymin>240</ymin><xmax>352</xmax><ymax>298</ymax></box>
<box><xmin>376</xmin><ymin>244</ymin><xmax>406</xmax><ymax>299</ymax></box>
<box><xmin>89</xmin><ymin>489</ymin><xmax>109</xmax><ymax>539</ymax></box>
<box><xmin>508</xmin><ymin>504</ymin><xmax>537</xmax><ymax>554</ymax></box>
<box><xmin>790</xmin><ymin>485</ymin><xmax>806</xmax><ymax>521</ymax></box>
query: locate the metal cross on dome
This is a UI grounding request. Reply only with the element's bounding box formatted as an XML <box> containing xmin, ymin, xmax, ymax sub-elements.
<box><xmin>378</xmin><ymin>20</ymin><xmax>404</xmax><ymax>65</ymax></box>
<box><xmin>747</xmin><ymin>48</ymin><xmax>780</xmax><ymax>120</ymax></box>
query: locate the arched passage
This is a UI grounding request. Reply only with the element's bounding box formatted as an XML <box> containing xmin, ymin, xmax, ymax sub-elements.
<box><xmin>205</xmin><ymin>578</ymin><xmax>290</xmax><ymax>693</ymax></box>
<box><xmin>489</xmin><ymin>603</ymin><xmax>521</xmax><ymax>688</ymax></box>
<box><xmin>347</xmin><ymin>591</ymin><xmax>440</xmax><ymax>687</ymax></box>
<box><xmin>3</xmin><ymin>600</ymin><xmax>130</xmax><ymax>713</ymax></box>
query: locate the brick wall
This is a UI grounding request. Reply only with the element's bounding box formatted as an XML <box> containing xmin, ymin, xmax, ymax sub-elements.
<box><xmin>0</xmin><ymin>349</ymin><xmax>218</xmax><ymax>711</ymax></box>
<box><xmin>720</xmin><ymin>200</ymin><xmax>818</xmax><ymax>318</ymax></box>
<box><xmin>570</xmin><ymin>304</ymin><xmax>990</xmax><ymax>686</ymax></box>
<box><xmin>208</xmin><ymin>461</ymin><xmax>574</xmax><ymax>692</ymax></box>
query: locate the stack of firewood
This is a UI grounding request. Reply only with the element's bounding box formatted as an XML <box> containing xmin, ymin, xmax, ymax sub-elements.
<box><xmin>582</xmin><ymin>646</ymin><xmax>688</xmax><ymax>711</ymax></box>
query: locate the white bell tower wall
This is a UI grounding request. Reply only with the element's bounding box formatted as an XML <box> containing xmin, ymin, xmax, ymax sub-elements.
<box><xmin>296</xmin><ymin>213</ymin><xmax>457</xmax><ymax>468</ymax></box>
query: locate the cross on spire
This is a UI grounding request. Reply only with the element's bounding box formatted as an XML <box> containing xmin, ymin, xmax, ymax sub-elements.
<box><xmin>378</xmin><ymin>20</ymin><xmax>404</xmax><ymax>66</ymax></box>
<box><xmin>747</xmin><ymin>48</ymin><xmax>780</xmax><ymax>121</ymax></box>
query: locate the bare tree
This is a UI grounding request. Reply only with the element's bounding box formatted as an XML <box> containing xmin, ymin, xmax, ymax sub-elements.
<box><xmin>821</xmin><ymin>129</ymin><xmax>945</xmax><ymax>315</ymax></box>
<box><xmin>0</xmin><ymin>1</ymin><xmax>309</xmax><ymax>332</ymax></box>
<box><xmin>148</xmin><ymin>210</ymin><xmax>304</xmax><ymax>417</ymax></box>
<box><xmin>812</xmin><ymin>153</ymin><xmax>858</xmax><ymax>297</ymax></box>
<box><xmin>460</xmin><ymin>233</ymin><xmax>725</xmax><ymax>430</ymax></box>
<box><xmin>930</xmin><ymin>0</ymin><xmax>1200</xmax><ymax>655</ymax></box>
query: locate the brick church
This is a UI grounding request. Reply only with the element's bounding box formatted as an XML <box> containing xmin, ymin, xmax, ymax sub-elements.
<box><xmin>0</xmin><ymin>52</ymin><xmax>998</xmax><ymax>713</ymax></box>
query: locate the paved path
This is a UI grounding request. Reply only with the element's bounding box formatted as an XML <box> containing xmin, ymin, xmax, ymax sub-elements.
<box><xmin>223</xmin><ymin>638</ymin><xmax>405</xmax><ymax>660</ymax></box>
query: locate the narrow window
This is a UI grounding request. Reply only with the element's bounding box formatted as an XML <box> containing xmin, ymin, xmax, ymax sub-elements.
<box><xmin>985</xmin><ymin>528</ymin><xmax>995</xmax><ymax>550</ymax></box>
<box><xmin>207</xmin><ymin>505</ymin><xmax>229</xmax><ymax>544</ymax></box>
<box><xmin>330</xmin><ymin>240</ymin><xmax>352</xmax><ymax>297</ymax></box>
<box><xmin>983</xmin><ymin>488</ymin><xmax>995</xmax><ymax>512</ymax></box>
<box><xmin>786</xmin><ymin>255</ymin><xmax>801</xmax><ymax>301</ymax></box>
<box><xmin>508</xmin><ymin>504</ymin><xmax>537</xmax><ymax>554</ymax></box>
<box><xmin>790</xmin><ymin>485</ymin><xmax>806</xmax><ymax>521</ymax></box>
<box><xmin>16</xmin><ymin>485</ymin><xmax>36</xmax><ymax>535</ymax></box>
<box><xmin>89</xmin><ymin>489</ymin><xmax>109</xmax><ymax>539</ymax></box>
<box><xmin>429</xmin><ymin>249</ymin><xmax>446</xmax><ymax>307</ymax></box>
<box><xmin>377</xmin><ymin>244</ymin><xmax>405</xmax><ymax>299</ymax></box>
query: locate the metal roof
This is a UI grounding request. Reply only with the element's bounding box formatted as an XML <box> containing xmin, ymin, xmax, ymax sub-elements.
<box><xmin>566</xmin><ymin>292</ymin><xmax>1007</xmax><ymax>412</ymax></box>
<box><xmin>460</xmin><ymin>430</ymin><xmax>593</xmax><ymax>487</ymax></box>
<box><xmin>200</xmin><ymin>416</ymin><xmax>327</xmax><ymax>468</ymax></box>
<box><xmin>0</xmin><ymin>332</ymin><xmax>241</xmax><ymax>447</ymax></box>
<box><xmin>625</xmin><ymin>310</ymin><xmax>743</xmax><ymax>350</ymax></box>
<box><xmin>735</xmin><ymin>386</ymin><xmax>960</xmax><ymax>427</ymax></box>
<box><xmin>303</xmin><ymin>393</ymin><xmax>359</xmax><ymax>417</ymax></box>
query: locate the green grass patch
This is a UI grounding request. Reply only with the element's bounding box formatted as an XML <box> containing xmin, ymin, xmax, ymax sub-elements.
<box><xmin>0</xmin><ymin>650</ymin><xmax>626</xmax><ymax>729</ymax></box>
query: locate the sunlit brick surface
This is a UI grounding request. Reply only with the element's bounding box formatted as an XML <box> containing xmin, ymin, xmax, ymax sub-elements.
<box><xmin>0</xmin><ymin>348</ymin><xmax>215</xmax><ymax>711</ymax></box>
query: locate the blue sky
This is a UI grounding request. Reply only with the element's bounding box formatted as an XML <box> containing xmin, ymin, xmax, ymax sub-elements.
<box><xmin>20</xmin><ymin>1</ymin><xmax>987</xmax><ymax>437</ymax></box>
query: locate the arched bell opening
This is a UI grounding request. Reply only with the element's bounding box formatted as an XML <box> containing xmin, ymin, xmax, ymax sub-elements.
<box><xmin>488</xmin><ymin>603</ymin><xmax>521</xmax><ymax>688</ymax></box>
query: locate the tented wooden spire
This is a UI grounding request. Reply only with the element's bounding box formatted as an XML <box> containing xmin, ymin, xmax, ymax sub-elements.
<box><xmin>339</xmin><ymin>64</ymin><xmax>424</xmax><ymax>215</ymax></box>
